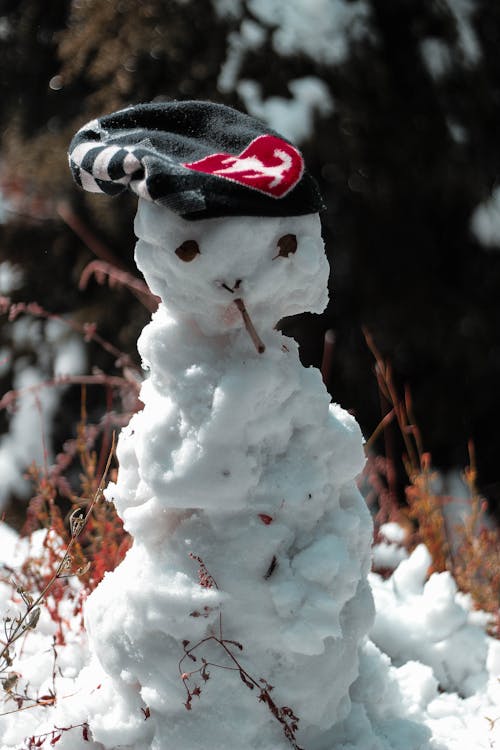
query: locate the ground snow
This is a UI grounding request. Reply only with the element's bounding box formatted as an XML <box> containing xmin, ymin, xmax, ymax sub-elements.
<box><xmin>0</xmin><ymin>527</ymin><xmax>498</xmax><ymax>749</ymax></box>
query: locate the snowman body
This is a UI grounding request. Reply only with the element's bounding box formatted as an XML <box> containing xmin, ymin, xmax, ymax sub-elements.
<box><xmin>84</xmin><ymin>200</ymin><xmax>374</xmax><ymax>750</ymax></box>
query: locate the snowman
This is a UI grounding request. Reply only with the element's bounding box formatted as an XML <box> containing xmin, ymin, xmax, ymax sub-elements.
<box><xmin>68</xmin><ymin>101</ymin><xmax>374</xmax><ymax>750</ymax></box>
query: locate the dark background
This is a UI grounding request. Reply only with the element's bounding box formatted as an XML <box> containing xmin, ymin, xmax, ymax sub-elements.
<box><xmin>1</xmin><ymin>0</ymin><xmax>499</xmax><ymax>516</ymax></box>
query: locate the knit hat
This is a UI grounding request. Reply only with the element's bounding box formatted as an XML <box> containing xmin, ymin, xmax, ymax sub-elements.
<box><xmin>68</xmin><ymin>100</ymin><xmax>324</xmax><ymax>220</ymax></box>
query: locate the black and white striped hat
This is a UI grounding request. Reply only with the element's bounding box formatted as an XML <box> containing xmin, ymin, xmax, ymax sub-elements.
<box><xmin>68</xmin><ymin>100</ymin><xmax>324</xmax><ymax>220</ymax></box>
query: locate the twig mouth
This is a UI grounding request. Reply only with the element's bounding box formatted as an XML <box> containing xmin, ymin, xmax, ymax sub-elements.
<box><xmin>233</xmin><ymin>298</ymin><xmax>265</xmax><ymax>354</ymax></box>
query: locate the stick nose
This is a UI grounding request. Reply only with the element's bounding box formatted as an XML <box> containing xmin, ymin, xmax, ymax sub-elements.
<box><xmin>234</xmin><ymin>297</ymin><xmax>265</xmax><ymax>354</ymax></box>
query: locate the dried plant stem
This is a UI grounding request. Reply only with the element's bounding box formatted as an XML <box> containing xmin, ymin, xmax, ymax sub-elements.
<box><xmin>0</xmin><ymin>701</ymin><xmax>54</xmax><ymax>718</ymax></box>
<box><xmin>453</xmin><ymin>441</ymin><xmax>500</xmax><ymax>633</ymax></box>
<box><xmin>0</xmin><ymin>374</ymin><xmax>139</xmax><ymax>412</ymax></box>
<box><xmin>180</xmin><ymin>554</ymin><xmax>302</xmax><ymax>749</ymax></box>
<box><xmin>363</xmin><ymin>328</ymin><xmax>420</xmax><ymax>471</ymax></box>
<box><xmin>362</xmin><ymin>328</ymin><xmax>452</xmax><ymax>573</ymax></box>
<box><xmin>0</xmin><ymin>297</ymin><xmax>139</xmax><ymax>372</ymax></box>
<box><xmin>234</xmin><ymin>298</ymin><xmax>265</xmax><ymax>354</ymax></box>
<box><xmin>25</xmin><ymin>721</ymin><xmax>90</xmax><ymax>747</ymax></box>
<box><xmin>56</xmin><ymin>201</ymin><xmax>120</xmax><ymax>267</ymax></box>
<box><xmin>364</xmin><ymin>408</ymin><xmax>395</xmax><ymax>452</ymax></box>
<box><xmin>58</xmin><ymin>201</ymin><xmax>159</xmax><ymax>313</ymax></box>
<box><xmin>320</xmin><ymin>329</ymin><xmax>335</xmax><ymax>386</ymax></box>
<box><xmin>79</xmin><ymin>260</ymin><xmax>160</xmax><ymax>314</ymax></box>
<box><xmin>0</xmin><ymin>433</ymin><xmax>116</xmax><ymax>671</ymax></box>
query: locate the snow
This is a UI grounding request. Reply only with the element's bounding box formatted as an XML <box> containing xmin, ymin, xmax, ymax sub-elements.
<box><xmin>380</xmin><ymin>522</ymin><xmax>407</xmax><ymax>545</ymax></box>
<box><xmin>0</xmin><ymin>462</ymin><xmax>499</xmax><ymax>747</ymax></box>
<box><xmin>372</xmin><ymin>542</ymin><xmax>408</xmax><ymax>572</ymax></box>
<box><xmin>372</xmin><ymin>522</ymin><xmax>409</xmax><ymax>570</ymax></box>
<box><xmin>419</xmin><ymin>39</ymin><xmax>453</xmax><ymax>80</ymax></box>
<box><xmin>0</xmin><ymin>365</ymin><xmax>60</xmax><ymax>504</ymax></box>
<box><xmin>211</xmin><ymin>0</ymin><xmax>243</xmax><ymax>20</ymax></box>
<box><xmin>46</xmin><ymin>319</ymin><xmax>86</xmax><ymax>377</ymax></box>
<box><xmin>471</xmin><ymin>186</ymin><xmax>500</xmax><ymax>249</ymax></box>
<box><xmin>0</xmin><ymin>183</ymin><xmax>10</xmax><ymax>224</ymax></box>
<box><xmin>0</xmin><ymin>262</ymin><xmax>23</xmax><ymax>294</ymax></box>
<box><xmin>370</xmin><ymin>545</ymin><xmax>491</xmax><ymax>696</ymax></box>
<box><xmin>0</xmin><ymin>320</ymin><xmax>86</xmax><ymax>508</ymax></box>
<box><xmin>446</xmin><ymin>0</ymin><xmax>482</xmax><ymax>66</ymax></box>
<box><xmin>217</xmin><ymin>19</ymin><xmax>266</xmax><ymax>94</ymax></box>
<box><xmin>0</xmin><ymin>521</ymin><xmax>19</xmax><ymax>564</ymax></box>
<box><xmin>446</xmin><ymin>118</ymin><xmax>468</xmax><ymax>144</ymax></box>
<box><xmin>237</xmin><ymin>78</ymin><xmax>334</xmax><ymax>145</ymax></box>
<box><xmin>216</xmin><ymin>0</ymin><xmax>368</xmax><ymax>143</ymax></box>
<box><xmin>245</xmin><ymin>0</ymin><xmax>372</xmax><ymax>66</ymax></box>
<box><xmin>419</xmin><ymin>1</ymin><xmax>481</xmax><ymax>80</ymax></box>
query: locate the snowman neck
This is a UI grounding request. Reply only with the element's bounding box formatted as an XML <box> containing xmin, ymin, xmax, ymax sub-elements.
<box><xmin>180</xmin><ymin>314</ymin><xmax>279</xmax><ymax>357</ymax></box>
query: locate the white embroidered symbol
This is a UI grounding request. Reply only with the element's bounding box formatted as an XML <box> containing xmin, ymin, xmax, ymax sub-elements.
<box><xmin>183</xmin><ymin>135</ymin><xmax>304</xmax><ymax>198</ymax></box>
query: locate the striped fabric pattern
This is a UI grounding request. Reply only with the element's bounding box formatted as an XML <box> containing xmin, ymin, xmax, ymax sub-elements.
<box><xmin>69</xmin><ymin>128</ymin><xmax>151</xmax><ymax>199</ymax></box>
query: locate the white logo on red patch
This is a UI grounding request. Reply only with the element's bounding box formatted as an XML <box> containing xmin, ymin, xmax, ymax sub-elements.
<box><xmin>183</xmin><ymin>135</ymin><xmax>304</xmax><ymax>198</ymax></box>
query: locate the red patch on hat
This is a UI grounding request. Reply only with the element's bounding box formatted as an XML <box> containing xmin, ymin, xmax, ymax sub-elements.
<box><xmin>183</xmin><ymin>135</ymin><xmax>304</xmax><ymax>198</ymax></box>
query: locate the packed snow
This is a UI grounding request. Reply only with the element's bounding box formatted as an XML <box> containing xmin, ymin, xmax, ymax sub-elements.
<box><xmin>81</xmin><ymin>202</ymin><xmax>375</xmax><ymax>749</ymax></box>
<box><xmin>0</xmin><ymin>201</ymin><xmax>498</xmax><ymax>750</ymax></box>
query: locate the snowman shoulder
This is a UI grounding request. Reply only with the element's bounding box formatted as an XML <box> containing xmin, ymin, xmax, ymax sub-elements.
<box><xmin>327</xmin><ymin>402</ymin><xmax>367</xmax><ymax>482</ymax></box>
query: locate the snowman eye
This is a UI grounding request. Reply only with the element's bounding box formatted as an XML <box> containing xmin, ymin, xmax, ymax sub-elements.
<box><xmin>274</xmin><ymin>234</ymin><xmax>297</xmax><ymax>259</ymax></box>
<box><xmin>175</xmin><ymin>240</ymin><xmax>200</xmax><ymax>262</ymax></box>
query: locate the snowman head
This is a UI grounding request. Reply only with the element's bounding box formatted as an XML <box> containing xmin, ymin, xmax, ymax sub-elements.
<box><xmin>133</xmin><ymin>200</ymin><xmax>329</xmax><ymax>336</ymax></box>
<box><xmin>68</xmin><ymin>100</ymin><xmax>328</xmax><ymax>339</ymax></box>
